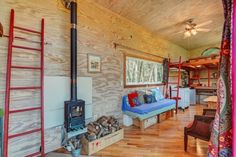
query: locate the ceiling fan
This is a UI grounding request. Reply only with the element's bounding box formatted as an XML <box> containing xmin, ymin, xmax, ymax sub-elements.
<box><xmin>177</xmin><ymin>19</ymin><xmax>212</xmax><ymax>38</ymax></box>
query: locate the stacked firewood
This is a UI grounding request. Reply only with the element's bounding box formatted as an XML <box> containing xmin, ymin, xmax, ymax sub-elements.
<box><xmin>85</xmin><ymin>116</ymin><xmax>121</xmax><ymax>141</ymax></box>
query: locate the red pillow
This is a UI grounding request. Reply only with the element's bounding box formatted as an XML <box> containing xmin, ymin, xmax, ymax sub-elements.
<box><xmin>128</xmin><ymin>92</ymin><xmax>138</xmax><ymax>107</ymax></box>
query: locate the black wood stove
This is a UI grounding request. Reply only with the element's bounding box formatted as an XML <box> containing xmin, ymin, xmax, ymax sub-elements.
<box><xmin>64</xmin><ymin>0</ymin><xmax>85</xmax><ymax>132</ymax></box>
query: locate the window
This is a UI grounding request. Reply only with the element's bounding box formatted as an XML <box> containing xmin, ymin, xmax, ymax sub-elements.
<box><xmin>125</xmin><ymin>56</ymin><xmax>163</xmax><ymax>87</ymax></box>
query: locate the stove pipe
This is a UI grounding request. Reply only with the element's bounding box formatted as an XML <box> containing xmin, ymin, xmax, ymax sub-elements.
<box><xmin>64</xmin><ymin>0</ymin><xmax>85</xmax><ymax>132</ymax></box>
<box><xmin>70</xmin><ymin>0</ymin><xmax>77</xmax><ymax>101</ymax></box>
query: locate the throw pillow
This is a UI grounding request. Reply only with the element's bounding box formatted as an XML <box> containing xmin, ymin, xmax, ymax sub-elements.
<box><xmin>144</xmin><ymin>94</ymin><xmax>157</xmax><ymax>104</ymax></box>
<box><xmin>128</xmin><ymin>92</ymin><xmax>139</xmax><ymax>107</ymax></box>
<box><xmin>151</xmin><ymin>95</ymin><xmax>157</xmax><ymax>103</ymax></box>
<box><xmin>137</xmin><ymin>91</ymin><xmax>145</xmax><ymax>104</ymax></box>
<box><xmin>145</xmin><ymin>90</ymin><xmax>153</xmax><ymax>95</ymax></box>
<box><xmin>133</xmin><ymin>97</ymin><xmax>142</xmax><ymax>106</ymax></box>
<box><xmin>128</xmin><ymin>92</ymin><xmax>137</xmax><ymax>107</ymax></box>
<box><xmin>151</xmin><ymin>88</ymin><xmax>164</xmax><ymax>101</ymax></box>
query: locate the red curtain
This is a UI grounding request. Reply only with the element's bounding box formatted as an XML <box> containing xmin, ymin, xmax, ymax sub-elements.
<box><xmin>208</xmin><ymin>0</ymin><xmax>233</xmax><ymax>156</ymax></box>
<box><xmin>232</xmin><ymin>0</ymin><xmax>236</xmax><ymax>156</ymax></box>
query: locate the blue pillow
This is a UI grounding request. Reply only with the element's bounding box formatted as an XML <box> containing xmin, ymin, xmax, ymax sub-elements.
<box><xmin>144</xmin><ymin>94</ymin><xmax>157</xmax><ymax>104</ymax></box>
<box><xmin>137</xmin><ymin>91</ymin><xmax>146</xmax><ymax>104</ymax></box>
<box><xmin>151</xmin><ymin>88</ymin><xmax>164</xmax><ymax>101</ymax></box>
<box><xmin>132</xmin><ymin>97</ymin><xmax>142</xmax><ymax>106</ymax></box>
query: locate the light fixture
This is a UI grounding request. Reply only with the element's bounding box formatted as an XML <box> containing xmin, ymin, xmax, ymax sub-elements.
<box><xmin>184</xmin><ymin>31</ymin><xmax>191</xmax><ymax>38</ymax></box>
<box><xmin>184</xmin><ymin>28</ymin><xmax>197</xmax><ymax>38</ymax></box>
<box><xmin>191</xmin><ymin>29</ymin><xmax>197</xmax><ymax>35</ymax></box>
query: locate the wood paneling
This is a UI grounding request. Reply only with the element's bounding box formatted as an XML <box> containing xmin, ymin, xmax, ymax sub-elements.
<box><xmin>0</xmin><ymin>0</ymin><xmax>189</xmax><ymax>155</ymax></box>
<box><xmin>8</xmin><ymin>126</ymin><xmax>62</xmax><ymax>157</ymax></box>
<box><xmin>189</xmin><ymin>44</ymin><xmax>220</xmax><ymax>58</ymax></box>
<box><xmin>93</xmin><ymin>0</ymin><xmax>224</xmax><ymax>50</ymax></box>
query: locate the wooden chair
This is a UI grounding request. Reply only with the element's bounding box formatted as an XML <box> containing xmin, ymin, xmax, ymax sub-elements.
<box><xmin>203</xmin><ymin>109</ymin><xmax>216</xmax><ymax>117</ymax></box>
<box><xmin>184</xmin><ymin>109</ymin><xmax>216</xmax><ymax>151</ymax></box>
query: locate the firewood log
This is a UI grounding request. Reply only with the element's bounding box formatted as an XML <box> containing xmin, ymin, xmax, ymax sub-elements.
<box><xmin>84</xmin><ymin>115</ymin><xmax>121</xmax><ymax>141</ymax></box>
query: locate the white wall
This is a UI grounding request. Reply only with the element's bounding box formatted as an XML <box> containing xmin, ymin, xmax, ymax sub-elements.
<box><xmin>44</xmin><ymin>76</ymin><xmax>93</xmax><ymax>129</ymax></box>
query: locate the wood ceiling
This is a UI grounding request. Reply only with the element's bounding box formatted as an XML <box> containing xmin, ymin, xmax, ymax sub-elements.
<box><xmin>93</xmin><ymin>0</ymin><xmax>224</xmax><ymax>50</ymax></box>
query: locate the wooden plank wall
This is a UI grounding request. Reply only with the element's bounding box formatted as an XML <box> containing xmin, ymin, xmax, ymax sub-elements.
<box><xmin>0</xmin><ymin>0</ymin><xmax>189</xmax><ymax>156</ymax></box>
<box><xmin>189</xmin><ymin>43</ymin><xmax>220</xmax><ymax>58</ymax></box>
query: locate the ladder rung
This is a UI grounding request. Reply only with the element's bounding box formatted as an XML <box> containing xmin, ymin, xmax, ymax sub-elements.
<box><xmin>169</xmin><ymin>76</ymin><xmax>178</xmax><ymax>77</ymax></box>
<box><xmin>10</xmin><ymin>107</ymin><xmax>41</xmax><ymax>114</ymax></box>
<box><xmin>14</xmin><ymin>26</ymin><xmax>41</xmax><ymax>34</ymax></box>
<box><xmin>171</xmin><ymin>96</ymin><xmax>181</xmax><ymax>100</ymax></box>
<box><xmin>9</xmin><ymin>128</ymin><xmax>41</xmax><ymax>139</ymax></box>
<box><xmin>11</xmin><ymin>65</ymin><xmax>41</xmax><ymax>70</ymax></box>
<box><xmin>25</xmin><ymin>152</ymin><xmax>41</xmax><ymax>157</ymax></box>
<box><xmin>10</xmin><ymin>86</ymin><xmax>41</xmax><ymax>90</ymax></box>
<box><xmin>12</xmin><ymin>45</ymin><xmax>41</xmax><ymax>51</ymax></box>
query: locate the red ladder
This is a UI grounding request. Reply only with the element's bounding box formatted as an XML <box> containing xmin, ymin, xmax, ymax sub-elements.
<box><xmin>3</xmin><ymin>9</ymin><xmax>45</xmax><ymax>157</ymax></box>
<box><xmin>165</xmin><ymin>56</ymin><xmax>182</xmax><ymax>114</ymax></box>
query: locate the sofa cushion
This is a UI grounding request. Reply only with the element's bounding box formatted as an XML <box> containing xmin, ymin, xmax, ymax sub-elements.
<box><xmin>125</xmin><ymin>96</ymin><xmax>130</xmax><ymax>107</ymax></box>
<box><xmin>133</xmin><ymin>97</ymin><xmax>142</xmax><ymax>106</ymax></box>
<box><xmin>144</xmin><ymin>94</ymin><xmax>156</xmax><ymax>104</ymax></box>
<box><xmin>128</xmin><ymin>92</ymin><xmax>140</xmax><ymax>107</ymax></box>
<box><xmin>125</xmin><ymin>99</ymin><xmax>176</xmax><ymax>114</ymax></box>
<box><xmin>151</xmin><ymin>88</ymin><xmax>164</xmax><ymax>101</ymax></box>
<box><xmin>137</xmin><ymin>91</ymin><xmax>146</xmax><ymax>104</ymax></box>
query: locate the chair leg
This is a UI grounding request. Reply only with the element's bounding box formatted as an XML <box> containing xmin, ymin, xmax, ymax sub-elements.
<box><xmin>184</xmin><ymin>130</ymin><xmax>188</xmax><ymax>152</ymax></box>
<box><xmin>176</xmin><ymin>100</ymin><xmax>179</xmax><ymax>114</ymax></box>
<box><xmin>157</xmin><ymin>115</ymin><xmax>160</xmax><ymax>123</ymax></box>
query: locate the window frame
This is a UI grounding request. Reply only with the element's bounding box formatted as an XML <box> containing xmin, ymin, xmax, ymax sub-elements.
<box><xmin>123</xmin><ymin>54</ymin><xmax>165</xmax><ymax>88</ymax></box>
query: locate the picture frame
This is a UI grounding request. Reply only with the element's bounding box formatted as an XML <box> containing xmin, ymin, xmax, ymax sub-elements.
<box><xmin>87</xmin><ymin>54</ymin><xmax>101</xmax><ymax>73</ymax></box>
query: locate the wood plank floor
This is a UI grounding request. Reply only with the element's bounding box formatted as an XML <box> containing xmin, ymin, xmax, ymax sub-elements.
<box><xmin>94</xmin><ymin>105</ymin><xmax>208</xmax><ymax>157</ymax></box>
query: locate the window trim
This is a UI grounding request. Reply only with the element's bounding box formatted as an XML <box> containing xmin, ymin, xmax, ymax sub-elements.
<box><xmin>123</xmin><ymin>54</ymin><xmax>164</xmax><ymax>88</ymax></box>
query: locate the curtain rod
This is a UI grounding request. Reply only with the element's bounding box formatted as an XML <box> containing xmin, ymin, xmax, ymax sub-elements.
<box><xmin>113</xmin><ymin>42</ymin><xmax>166</xmax><ymax>59</ymax></box>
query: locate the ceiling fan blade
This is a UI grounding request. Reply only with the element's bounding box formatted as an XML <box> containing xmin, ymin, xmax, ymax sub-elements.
<box><xmin>196</xmin><ymin>28</ymin><xmax>210</xmax><ymax>32</ymax></box>
<box><xmin>172</xmin><ymin>30</ymin><xmax>185</xmax><ymax>36</ymax></box>
<box><xmin>175</xmin><ymin>30</ymin><xmax>185</xmax><ymax>34</ymax></box>
<box><xmin>196</xmin><ymin>20</ymin><xmax>213</xmax><ymax>28</ymax></box>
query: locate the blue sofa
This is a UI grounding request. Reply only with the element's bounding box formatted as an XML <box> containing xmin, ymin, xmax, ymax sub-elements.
<box><xmin>122</xmin><ymin>88</ymin><xmax>176</xmax><ymax>125</ymax></box>
<box><xmin>122</xmin><ymin>96</ymin><xmax>176</xmax><ymax>120</ymax></box>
